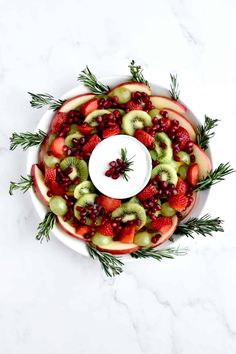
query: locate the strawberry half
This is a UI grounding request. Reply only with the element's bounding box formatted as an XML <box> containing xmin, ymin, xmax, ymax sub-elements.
<box><xmin>76</xmin><ymin>225</ymin><xmax>91</xmax><ymax>236</ymax></box>
<box><xmin>126</xmin><ymin>100</ymin><xmax>143</xmax><ymax>111</ymax></box>
<box><xmin>78</xmin><ymin>123</ymin><xmax>94</xmax><ymax>135</ymax></box>
<box><xmin>175</xmin><ymin>127</ymin><xmax>190</xmax><ymax>150</ymax></box>
<box><xmin>50</xmin><ymin>112</ymin><xmax>68</xmax><ymax>133</ymax></box>
<box><xmin>187</xmin><ymin>163</ymin><xmax>199</xmax><ymax>187</ymax></box>
<box><xmin>82</xmin><ymin>134</ymin><xmax>101</xmax><ymax>153</ymax></box>
<box><xmin>50</xmin><ymin>137</ymin><xmax>65</xmax><ymax>158</ymax></box>
<box><xmin>45</xmin><ymin>167</ymin><xmax>57</xmax><ymax>187</ymax></box>
<box><xmin>151</xmin><ymin>216</ymin><xmax>173</xmax><ymax>233</ymax></box>
<box><xmin>97</xmin><ymin>221</ymin><xmax>114</xmax><ymax>236</ymax></box>
<box><xmin>168</xmin><ymin>194</ymin><xmax>189</xmax><ymax>212</ymax></box>
<box><xmin>176</xmin><ymin>177</ymin><xmax>188</xmax><ymax>195</ymax></box>
<box><xmin>102</xmin><ymin>125</ymin><xmax>120</xmax><ymax>139</ymax></box>
<box><xmin>80</xmin><ymin>98</ymin><xmax>98</xmax><ymax>117</ymax></box>
<box><xmin>134</xmin><ymin>129</ymin><xmax>154</xmax><ymax>148</ymax></box>
<box><xmin>119</xmin><ymin>225</ymin><xmax>136</xmax><ymax>244</ymax></box>
<box><xmin>96</xmin><ymin>195</ymin><xmax>121</xmax><ymax>212</ymax></box>
<box><xmin>137</xmin><ymin>184</ymin><xmax>157</xmax><ymax>201</ymax></box>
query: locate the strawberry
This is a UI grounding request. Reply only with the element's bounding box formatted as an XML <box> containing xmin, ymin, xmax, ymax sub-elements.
<box><xmin>175</xmin><ymin>127</ymin><xmax>190</xmax><ymax>150</ymax></box>
<box><xmin>176</xmin><ymin>177</ymin><xmax>188</xmax><ymax>195</ymax></box>
<box><xmin>151</xmin><ymin>216</ymin><xmax>173</xmax><ymax>233</ymax></box>
<box><xmin>80</xmin><ymin>98</ymin><xmax>98</xmax><ymax>117</ymax></box>
<box><xmin>82</xmin><ymin>134</ymin><xmax>101</xmax><ymax>153</ymax></box>
<box><xmin>78</xmin><ymin>123</ymin><xmax>94</xmax><ymax>135</ymax></box>
<box><xmin>76</xmin><ymin>225</ymin><xmax>91</xmax><ymax>236</ymax></box>
<box><xmin>50</xmin><ymin>112</ymin><xmax>68</xmax><ymax>133</ymax></box>
<box><xmin>134</xmin><ymin>129</ymin><xmax>154</xmax><ymax>148</ymax></box>
<box><xmin>137</xmin><ymin>184</ymin><xmax>157</xmax><ymax>201</ymax></box>
<box><xmin>187</xmin><ymin>163</ymin><xmax>199</xmax><ymax>187</ymax></box>
<box><xmin>50</xmin><ymin>137</ymin><xmax>65</xmax><ymax>158</ymax></box>
<box><xmin>126</xmin><ymin>100</ymin><xmax>143</xmax><ymax>111</ymax></box>
<box><xmin>96</xmin><ymin>195</ymin><xmax>121</xmax><ymax>212</ymax></box>
<box><xmin>97</xmin><ymin>221</ymin><xmax>114</xmax><ymax>236</ymax></box>
<box><xmin>50</xmin><ymin>181</ymin><xmax>65</xmax><ymax>196</ymax></box>
<box><xmin>45</xmin><ymin>167</ymin><xmax>57</xmax><ymax>187</ymax></box>
<box><xmin>102</xmin><ymin>125</ymin><xmax>120</xmax><ymax>139</ymax></box>
<box><xmin>119</xmin><ymin>225</ymin><xmax>136</xmax><ymax>244</ymax></box>
<box><xmin>168</xmin><ymin>194</ymin><xmax>189</xmax><ymax>212</ymax></box>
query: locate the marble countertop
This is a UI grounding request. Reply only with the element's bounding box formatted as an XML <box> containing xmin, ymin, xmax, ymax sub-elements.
<box><xmin>1</xmin><ymin>0</ymin><xmax>236</xmax><ymax>353</ymax></box>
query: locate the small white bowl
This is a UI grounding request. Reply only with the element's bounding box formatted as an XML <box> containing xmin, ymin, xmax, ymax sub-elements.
<box><xmin>27</xmin><ymin>76</ymin><xmax>211</xmax><ymax>258</ymax></box>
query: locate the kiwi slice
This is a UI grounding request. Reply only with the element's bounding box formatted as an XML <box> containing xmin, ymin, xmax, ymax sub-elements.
<box><xmin>65</xmin><ymin>132</ymin><xmax>84</xmax><ymax>148</ymax></box>
<box><xmin>122</xmin><ymin>110</ymin><xmax>152</xmax><ymax>135</ymax></box>
<box><xmin>84</xmin><ymin>109</ymin><xmax>111</xmax><ymax>127</ymax></box>
<box><xmin>74</xmin><ymin>193</ymin><xmax>100</xmax><ymax>225</ymax></box>
<box><xmin>112</xmin><ymin>203</ymin><xmax>146</xmax><ymax>229</ymax></box>
<box><xmin>74</xmin><ymin>181</ymin><xmax>95</xmax><ymax>199</ymax></box>
<box><xmin>151</xmin><ymin>132</ymin><xmax>173</xmax><ymax>163</ymax></box>
<box><xmin>128</xmin><ymin>197</ymin><xmax>140</xmax><ymax>204</ymax></box>
<box><xmin>60</xmin><ymin>157</ymin><xmax>88</xmax><ymax>181</ymax></box>
<box><xmin>151</xmin><ymin>164</ymin><xmax>178</xmax><ymax>185</ymax></box>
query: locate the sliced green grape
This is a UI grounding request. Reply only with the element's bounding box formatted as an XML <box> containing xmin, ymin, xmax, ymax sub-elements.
<box><xmin>110</xmin><ymin>87</ymin><xmax>131</xmax><ymax>104</ymax></box>
<box><xmin>92</xmin><ymin>233</ymin><xmax>112</xmax><ymax>246</ymax></box>
<box><xmin>134</xmin><ymin>232</ymin><xmax>152</xmax><ymax>246</ymax></box>
<box><xmin>49</xmin><ymin>196</ymin><xmax>68</xmax><ymax>216</ymax></box>
<box><xmin>177</xmin><ymin>151</ymin><xmax>190</xmax><ymax>165</ymax></box>
<box><xmin>178</xmin><ymin>164</ymin><xmax>188</xmax><ymax>180</ymax></box>
<box><xmin>43</xmin><ymin>153</ymin><xmax>60</xmax><ymax>168</ymax></box>
<box><xmin>161</xmin><ymin>202</ymin><xmax>176</xmax><ymax>217</ymax></box>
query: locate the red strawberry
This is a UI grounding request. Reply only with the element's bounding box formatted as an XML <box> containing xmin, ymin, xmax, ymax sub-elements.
<box><xmin>97</xmin><ymin>221</ymin><xmax>114</xmax><ymax>236</ymax></box>
<box><xmin>102</xmin><ymin>125</ymin><xmax>120</xmax><ymax>139</ymax></box>
<box><xmin>82</xmin><ymin>134</ymin><xmax>101</xmax><ymax>153</ymax></box>
<box><xmin>175</xmin><ymin>127</ymin><xmax>190</xmax><ymax>150</ymax></box>
<box><xmin>45</xmin><ymin>167</ymin><xmax>57</xmax><ymax>187</ymax></box>
<box><xmin>168</xmin><ymin>194</ymin><xmax>189</xmax><ymax>212</ymax></box>
<box><xmin>187</xmin><ymin>163</ymin><xmax>199</xmax><ymax>187</ymax></box>
<box><xmin>134</xmin><ymin>129</ymin><xmax>154</xmax><ymax>148</ymax></box>
<box><xmin>50</xmin><ymin>181</ymin><xmax>65</xmax><ymax>196</ymax></box>
<box><xmin>176</xmin><ymin>177</ymin><xmax>188</xmax><ymax>195</ymax></box>
<box><xmin>50</xmin><ymin>112</ymin><xmax>68</xmax><ymax>133</ymax></box>
<box><xmin>119</xmin><ymin>225</ymin><xmax>136</xmax><ymax>244</ymax></box>
<box><xmin>126</xmin><ymin>100</ymin><xmax>143</xmax><ymax>111</ymax></box>
<box><xmin>76</xmin><ymin>225</ymin><xmax>91</xmax><ymax>236</ymax></box>
<box><xmin>96</xmin><ymin>195</ymin><xmax>121</xmax><ymax>212</ymax></box>
<box><xmin>151</xmin><ymin>216</ymin><xmax>173</xmax><ymax>233</ymax></box>
<box><xmin>80</xmin><ymin>98</ymin><xmax>98</xmax><ymax>117</ymax></box>
<box><xmin>50</xmin><ymin>137</ymin><xmax>65</xmax><ymax>158</ymax></box>
<box><xmin>137</xmin><ymin>184</ymin><xmax>157</xmax><ymax>201</ymax></box>
<box><xmin>78</xmin><ymin>123</ymin><xmax>94</xmax><ymax>135</ymax></box>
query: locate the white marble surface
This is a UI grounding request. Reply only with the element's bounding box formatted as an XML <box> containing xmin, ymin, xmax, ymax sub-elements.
<box><xmin>1</xmin><ymin>0</ymin><xmax>236</xmax><ymax>353</ymax></box>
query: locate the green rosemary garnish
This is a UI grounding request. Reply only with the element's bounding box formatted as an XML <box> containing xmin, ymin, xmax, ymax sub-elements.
<box><xmin>129</xmin><ymin>60</ymin><xmax>150</xmax><ymax>87</ymax></box>
<box><xmin>176</xmin><ymin>214</ymin><xmax>224</xmax><ymax>238</ymax></box>
<box><xmin>131</xmin><ymin>246</ymin><xmax>188</xmax><ymax>261</ymax></box>
<box><xmin>87</xmin><ymin>244</ymin><xmax>124</xmax><ymax>277</ymax></box>
<box><xmin>28</xmin><ymin>92</ymin><xmax>65</xmax><ymax>110</ymax></box>
<box><xmin>9</xmin><ymin>175</ymin><xmax>33</xmax><ymax>195</ymax></box>
<box><xmin>196</xmin><ymin>115</ymin><xmax>219</xmax><ymax>150</ymax></box>
<box><xmin>36</xmin><ymin>212</ymin><xmax>56</xmax><ymax>242</ymax></box>
<box><xmin>196</xmin><ymin>162</ymin><xmax>235</xmax><ymax>191</ymax></box>
<box><xmin>78</xmin><ymin>66</ymin><xmax>110</xmax><ymax>94</ymax></box>
<box><xmin>169</xmin><ymin>73</ymin><xmax>180</xmax><ymax>101</ymax></box>
<box><xmin>121</xmin><ymin>148</ymin><xmax>135</xmax><ymax>181</ymax></box>
<box><xmin>10</xmin><ymin>130</ymin><xmax>47</xmax><ymax>151</ymax></box>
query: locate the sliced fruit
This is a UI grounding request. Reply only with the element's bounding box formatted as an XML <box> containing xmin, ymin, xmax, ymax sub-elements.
<box><xmin>44</xmin><ymin>167</ymin><xmax>57</xmax><ymax>187</ymax></box>
<box><xmin>150</xmin><ymin>96</ymin><xmax>187</xmax><ymax>114</ymax></box>
<box><xmin>129</xmin><ymin>197</ymin><xmax>140</xmax><ymax>204</ymax></box>
<box><xmin>96</xmin><ymin>195</ymin><xmax>121</xmax><ymax>212</ymax></box>
<box><xmin>49</xmin><ymin>196</ymin><xmax>68</xmax><ymax>216</ymax></box>
<box><xmin>50</xmin><ymin>112</ymin><xmax>68</xmax><ymax>133</ymax></box>
<box><xmin>119</xmin><ymin>225</ymin><xmax>136</xmax><ymax>244</ymax></box>
<box><xmin>187</xmin><ymin>163</ymin><xmax>199</xmax><ymax>187</ymax></box>
<box><xmin>77</xmin><ymin>123</ymin><xmax>94</xmax><ymax>135</ymax></box>
<box><xmin>74</xmin><ymin>181</ymin><xmax>95</xmax><ymax>199</ymax></box>
<box><xmin>74</xmin><ymin>193</ymin><xmax>97</xmax><ymax>223</ymax></box>
<box><xmin>50</xmin><ymin>137</ymin><xmax>65</xmax><ymax>158</ymax></box>
<box><xmin>126</xmin><ymin>100</ymin><xmax>143</xmax><ymax>111</ymax></box>
<box><xmin>97</xmin><ymin>220</ymin><xmax>114</xmax><ymax>236</ymax></box>
<box><xmin>112</xmin><ymin>203</ymin><xmax>146</xmax><ymax>229</ymax></box>
<box><xmin>84</xmin><ymin>109</ymin><xmax>110</xmax><ymax>126</ymax></box>
<box><xmin>137</xmin><ymin>184</ymin><xmax>157</xmax><ymax>201</ymax></box>
<box><xmin>109</xmin><ymin>87</ymin><xmax>131</xmax><ymax>104</ymax></box>
<box><xmin>176</xmin><ymin>177</ymin><xmax>188</xmax><ymax>195</ymax></box>
<box><xmin>151</xmin><ymin>215</ymin><xmax>178</xmax><ymax>248</ymax></box>
<box><xmin>92</xmin><ymin>233</ymin><xmax>113</xmax><ymax>247</ymax></box>
<box><xmin>43</xmin><ymin>153</ymin><xmax>60</xmax><ymax>168</ymax></box>
<box><xmin>168</xmin><ymin>194</ymin><xmax>189</xmax><ymax>212</ymax></box>
<box><xmin>102</xmin><ymin>125</ymin><xmax>121</xmax><ymax>138</ymax></box>
<box><xmin>192</xmin><ymin>143</ymin><xmax>212</xmax><ymax>179</ymax></box>
<box><xmin>176</xmin><ymin>151</ymin><xmax>190</xmax><ymax>165</ymax></box>
<box><xmin>31</xmin><ymin>164</ymin><xmax>50</xmax><ymax>205</ymax></box>
<box><xmin>122</xmin><ymin>110</ymin><xmax>152</xmax><ymax>135</ymax></box>
<box><xmin>65</xmin><ymin>132</ymin><xmax>83</xmax><ymax>148</ymax></box>
<box><xmin>75</xmin><ymin>225</ymin><xmax>91</xmax><ymax>236</ymax></box>
<box><xmin>95</xmin><ymin>241</ymin><xmax>139</xmax><ymax>255</ymax></box>
<box><xmin>134</xmin><ymin>231</ymin><xmax>152</xmax><ymax>247</ymax></box>
<box><xmin>151</xmin><ymin>216</ymin><xmax>173</xmax><ymax>233</ymax></box>
<box><xmin>178</xmin><ymin>164</ymin><xmax>188</xmax><ymax>180</ymax></box>
<box><xmin>69</xmin><ymin>124</ymin><xmax>80</xmax><ymax>134</ymax></box>
<box><xmin>175</xmin><ymin>126</ymin><xmax>190</xmax><ymax>150</ymax></box>
<box><xmin>57</xmin><ymin>217</ymin><xmax>86</xmax><ymax>242</ymax></box>
<box><xmin>134</xmin><ymin>129</ymin><xmax>154</xmax><ymax>148</ymax></box>
<box><xmin>148</xmin><ymin>108</ymin><xmax>161</xmax><ymax>119</ymax></box>
<box><xmin>108</xmin><ymin>82</ymin><xmax>151</xmax><ymax>103</ymax></box>
<box><xmin>151</xmin><ymin>164</ymin><xmax>178</xmax><ymax>185</ymax></box>
<box><xmin>160</xmin><ymin>202</ymin><xmax>176</xmax><ymax>217</ymax></box>
<box><xmin>80</xmin><ymin>98</ymin><xmax>98</xmax><ymax>116</ymax></box>
<box><xmin>60</xmin><ymin>157</ymin><xmax>88</xmax><ymax>181</ymax></box>
<box><xmin>151</xmin><ymin>132</ymin><xmax>173</xmax><ymax>163</ymax></box>
<box><xmin>82</xmin><ymin>134</ymin><xmax>101</xmax><ymax>153</ymax></box>
<box><xmin>181</xmin><ymin>192</ymin><xmax>197</xmax><ymax>220</ymax></box>
<box><xmin>59</xmin><ymin>93</ymin><xmax>96</xmax><ymax>113</ymax></box>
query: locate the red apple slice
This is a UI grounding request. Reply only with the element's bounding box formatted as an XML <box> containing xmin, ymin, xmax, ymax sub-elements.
<box><xmin>150</xmin><ymin>96</ymin><xmax>187</xmax><ymax>114</ymax></box>
<box><xmin>96</xmin><ymin>241</ymin><xmax>139</xmax><ymax>255</ymax></box>
<box><xmin>108</xmin><ymin>81</ymin><xmax>151</xmax><ymax>96</ymax></box>
<box><xmin>161</xmin><ymin>108</ymin><xmax>196</xmax><ymax>141</ymax></box>
<box><xmin>181</xmin><ymin>192</ymin><xmax>197</xmax><ymax>220</ymax></box>
<box><xmin>31</xmin><ymin>164</ymin><xmax>50</xmax><ymax>206</ymax></box>
<box><xmin>192</xmin><ymin>143</ymin><xmax>212</xmax><ymax>179</ymax></box>
<box><xmin>57</xmin><ymin>217</ymin><xmax>87</xmax><ymax>242</ymax></box>
<box><xmin>151</xmin><ymin>215</ymin><xmax>178</xmax><ymax>248</ymax></box>
<box><xmin>59</xmin><ymin>93</ymin><xmax>96</xmax><ymax>113</ymax></box>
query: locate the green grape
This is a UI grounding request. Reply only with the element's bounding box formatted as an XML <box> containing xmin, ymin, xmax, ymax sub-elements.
<box><xmin>49</xmin><ymin>196</ymin><xmax>68</xmax><ymax>216</ymax></box>
<box><xmin>43</xmin><ymin>153</ymin><xmax>60</xmax><ymax>168</ymax></box>
<box><xmin>111</xmin><ymin>87</ymin><xmax>131</xmax><ymax>104</ymax></box>
<box><xmin>161</xmin><ymin>202</ymin><xmax>176</xmax><ymax>217</ymax></box>
<box><xmin>92</xmin><ymin>233</ymin><xmax>112</xmax><ymax>246</ymax></box>
<box><xmin>134</xmin><ymin>232</ymin><xmax>152</xmax><ymax>246</ymax></box>
<box><xmin>148</xmin><ymin>109</ymin><xmax>161</xmax><ymax>119</ymax></box>
<box><xmin>178</xmin><ymin>164</ymin><xmax>188</xmax><ymax>180</ymax></box>
<box><xmin>177</xmin><ymin>151</ymin><xmax>190</xmax><ymax>165</ymax></box>
<box><xmin>69</xmin><ymin>124</ymin><xmax>80</xmax><ymax>134</ymax></box>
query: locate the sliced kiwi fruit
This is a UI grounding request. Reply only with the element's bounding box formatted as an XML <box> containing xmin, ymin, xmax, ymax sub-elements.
<box><xmin>122</xmin><ymin>110</ymin><xmax>152</xmax><ymax>135</ymax></box>
<box><xmin>112</xmin><ymin>203</ymin><xmax>146</xmax><ymax>229</ymax></box>
<box><xmin>65</xmin><ymin>132</ymin><xmax>84</xmax><ymax>148</ymax></box>
<box><xmin>60</xmin><ymin>157</ymin><xmax>88</xmax><ymax>181</ymax></box>
<box><xmin>151</xmin><ymin>163</ymin><xmax>178</xmax><ymax>186</ymax></box>
<box><xmin>108</xmin><ymin>108</ymin><xmax>125</xmax><ymax>116</ymax></box>
<box><xmin>151</xmin><ymin>132</ymin><xmax>173</xmax><ymax>163</ymax></box>
<box><xmin>74</xmin><ymin>193</ymin><xmax>101</xmax><ymax>225</ymax></box>
<box><xmin>148</xmin><ymin>109</ymin><xmax>161</xmax><ymax>119</ymax></box>
<box><xmin>74</xmin><ymin>181</ymin><xmax>95</xmax><ymax>199</ymax></box>
<box><xmin>128</xmin><ymin>197</ymin><xmax>140</xmax><ymax>204</ymax></box>
<box><xmin>84</xmin><ymin>109</ymin><xmax>111</xmax><ymax>127</ymax></box>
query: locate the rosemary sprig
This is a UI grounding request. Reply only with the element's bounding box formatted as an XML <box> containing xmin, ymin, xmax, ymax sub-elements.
<box><xmin>9</xmin><ymin>175</ymin><xmax>33</xmax><ymax>195</ymax></box>
<box><xmin>129</xmin><ymin>60</ymin><xmax>150</xmax><ymax>87</ymax></box>
<box><xmin>196</xmin><ymin>115</ymin><xmax>219</xmax><ymax>150</ymax></box>
<box><xmin>176</xmin><ymin>214</ymin><xmax>224</xmax><ymax>238</ymax></box>
<box><xmin>36</xmin><ymin>212</ymin><xmax>56</xmax><ymax>242</ymax></box>
<box><xmin>169</xmin><ymin>73</ymin><xmax>180</xmax><ymax>101</ymax></box>
<box><xmin>131</xmin><ymin>246</ymin><xmax>188</xmax><ymax>261</ymax></box>
<box><xmin>28</xmin><ymin>92</ymin><xmax>65</xmax><ymax>110</ymax></box>
<box><xmin>196</xmin><ymin>162</ymin><xmax>235</xmax><ymax>191</ymax></box>
<box><xmin>121</xmin><ymin>148</ymin><xmax>135</xmax><ymax>181</ymax></box>
<box><xmin>10</xmin><ymin>130</ymin><xmax>47</xmax><ymax>151</ymax></box>
<box><xmin>78</xmin><ymin>66</ymin><xmax>110</xmax><ymax>94</ymax></box>
<box><xmin>87</xmin><ymin>244</ymin><xmax>124</xmax><ymax>277</ymax></box>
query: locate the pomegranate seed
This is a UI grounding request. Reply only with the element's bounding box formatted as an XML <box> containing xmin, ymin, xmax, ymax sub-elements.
<box><xmin>112</xmin><ymin>174</ymin><xmax>120</xmax><ymax>179</ymax></box>
<box><xmin>47</xmin><ymin>191</ymin><xmax>53</xmax><ymax>197</ymax></box>
<box><xmin>151</xmin><ymin>235</ymin><xmax>161</xmax><ymax>243</ymax></box>
<box><xmin>160</xmin><ymin>110</ymin><xmax>168</xmax><ymax>118</ymax></box>
<box><xmin>63</xmin><ymin>145</ymin><xmax>68</xmax><ymax>152</ymax></box>
<box><xmin>190</xmin><ymin>154</ymin><xmax>196</xmax><ymax>162</ymax></box>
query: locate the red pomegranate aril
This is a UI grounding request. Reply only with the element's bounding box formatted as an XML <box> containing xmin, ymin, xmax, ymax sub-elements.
<box><xmin>160</xmin><ymin>142</ymin><xmax>167</xmax><ymax>149</ymax></box>
<box><xmin>64</xmin><ymin>186</ymin><xmax>69</xmax><ymax>192</ymax></box>
<box><xmin>47</xmin><ymin>191</ymin><xmax>53</xmax><ymax>197</ymax></box>
<box><xmin>112</xmin><ymin>174</ymin><xmax>120</xmax><ymax>179</ymax></box>
<box><xmin>172</xmin><ymin>189</ymin><xmax>178</xmax><ymax>195</ymax></box>
<box><xmin>174</xmin><ymin>155</ymin><xmax>181</xmax><ymax>162</ymax></box>
<box><xmin>168</xmin><ymin>132</ymin><xmax>175</xmax><ymax>140</ymax></box>
<box><xmin>79</xmin><ymin>137</ymin><xmax>86</xmax><ymax>145</ymax></box>
<box><xmin>160</xmin><ymin>110</ymin><xmax>168</xmax><ymax>118</ymax></box>
<box><xmin>76</xmin><ymin>206</ymin><xmax>83</xmax><ymax>212</ymax></box>
<box><xmin>172</xmin><ymin>119</ymin><xmax>179</xmax><ymax>127</ymax></box>
<box><xmin>63</xmin><ymin>145</ymin><xmax>68</xmax><ymax>152</ymax></box>
<box><xmin>151</xmin><ymin>234</ymin><xmax>161</xmax><ymax>243</ymax></box>
<box><xmin>156</xmin><ymin>204</ymin><xmax>161</xmax><ymax>211</ymax></box>
<box><xmin>73</xmin><ymin>177</ymin><xmax>80</xmax><ymax>185</ymax></box>
<box><xmin>152</xmin><ymin>117</ymin><xmax>159</xmax><ymax>125</ymax></box>
<box><xmin>161</xmin><ymin>181</ymin><xmax>168</xmax><ymax>189</ymax></box>
<box><xmin>190</xmin><ymin>154</ymin><xmax>196</xmax><ymax>162</ymax></box>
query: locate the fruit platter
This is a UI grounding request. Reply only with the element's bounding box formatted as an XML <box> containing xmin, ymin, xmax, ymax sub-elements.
<box><xmin>9</xmin><ymin>61</ymin><xmax>234</xmax><ymax>276</ymax></box>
